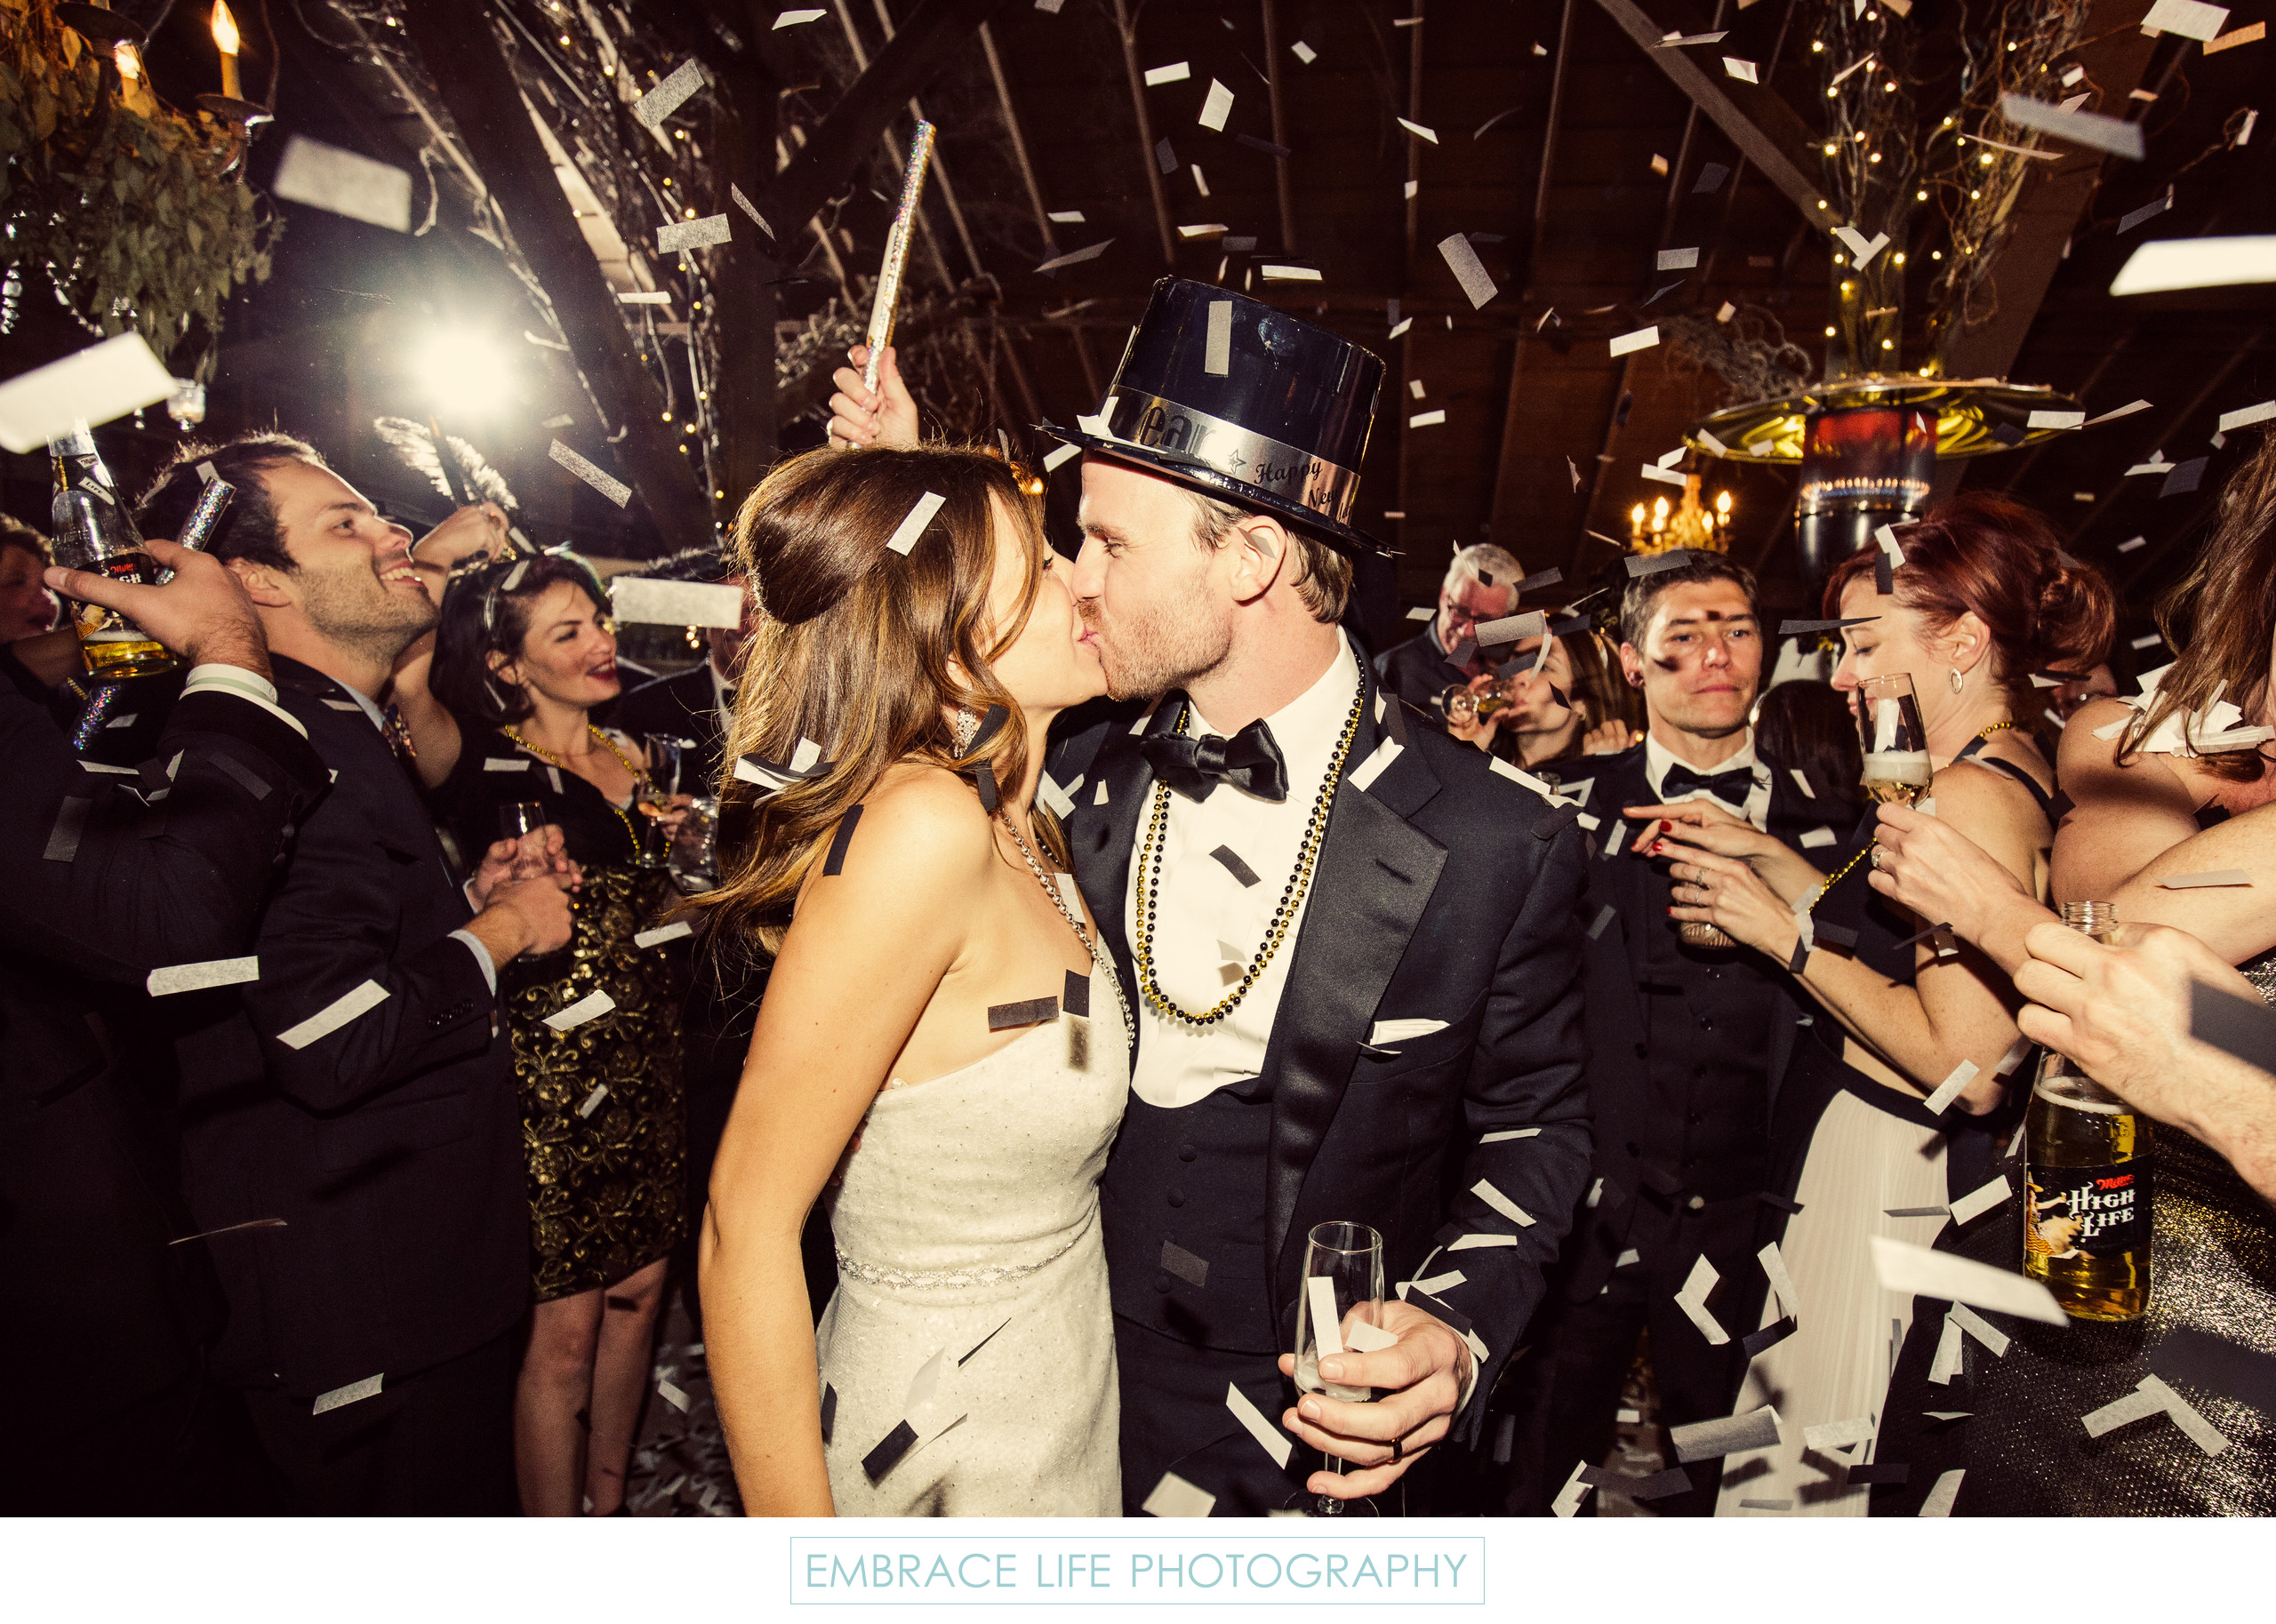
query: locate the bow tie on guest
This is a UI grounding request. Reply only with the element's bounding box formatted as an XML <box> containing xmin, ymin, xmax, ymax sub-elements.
<box><xmin>1141</xmin><ymin>710</ymin><xmax>1289</xmax><ymax>803</ymax></box>
<box><xmin>1661</xmin><ymin>762</ymin><xmax>1755</xmax><ymax>805</ymax></box>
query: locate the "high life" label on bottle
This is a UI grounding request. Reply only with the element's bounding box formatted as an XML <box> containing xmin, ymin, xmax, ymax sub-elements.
<box><xmin>2026</xmin><ymin>1162</ymin><xmax>2152</xmax><ymax>1259</ymax></box>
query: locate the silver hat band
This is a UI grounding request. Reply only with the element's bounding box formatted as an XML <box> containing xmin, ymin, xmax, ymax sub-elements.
<box><xmin>1102</xmin><ymin>389</ymin><xmax>1361</xmax><ymax>528</ymax></box>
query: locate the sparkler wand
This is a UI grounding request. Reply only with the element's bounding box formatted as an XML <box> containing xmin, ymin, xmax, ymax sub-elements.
<box><xmin>862</xmin><ymin>122</ymin><xmax>937</xmax><ymax>394</ymax></box>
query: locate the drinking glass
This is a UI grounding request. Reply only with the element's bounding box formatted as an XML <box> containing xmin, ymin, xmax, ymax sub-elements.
<box><xmin>1855</xmin><ymin>673</ymin><xmax>1933</xmax><ymax>807</ymax></box>
<box><xmin>669</xmin><ymin>795</ymin><xmax>721</xmax><ymax>894</ymax></box>
<box><xmin>1284</xmin><ymin>1220</ymin><xmax>1385</xmax><ymax>1518</ymax></box>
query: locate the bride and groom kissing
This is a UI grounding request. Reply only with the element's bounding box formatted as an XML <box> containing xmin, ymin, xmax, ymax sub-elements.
<box><xmin>695</xmin><ymin>281</ymin><xmax>1592</xmax><ymax>1517</ymax></box>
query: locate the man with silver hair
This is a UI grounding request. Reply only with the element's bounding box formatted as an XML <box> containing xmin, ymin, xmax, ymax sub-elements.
<box><xmin>1375</xmin><ymin>542</ymin><xmax>1523</xmax><ymax>733</ymax></box>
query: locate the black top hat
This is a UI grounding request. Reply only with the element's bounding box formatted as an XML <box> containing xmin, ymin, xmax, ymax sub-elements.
<box><xmin>1040</xmin><ymin>278</ymin><xmax>1385</xmax><ymax>557</ymax></box>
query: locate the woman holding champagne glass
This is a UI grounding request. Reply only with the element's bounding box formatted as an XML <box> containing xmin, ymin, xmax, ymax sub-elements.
<box><xmin>422</xmin><ymin>552</ymin><xmax>696</xmax><ymax>1516</ymax></box>
<box><xmin>1637</xmin><ymin>496</ymin><xmax>2111</xmax><ymax>1514</ymax></box>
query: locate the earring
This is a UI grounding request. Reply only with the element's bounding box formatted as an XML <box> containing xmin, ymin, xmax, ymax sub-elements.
<box><xmin>950</xmin><ymin>708</ymin><xmax>980</xmax><ymax>755</ymax></box>
<box><xmin>1949</xmin><ymin>668</ymin><xmax>1965</xmax><ymax>694</ymax></box>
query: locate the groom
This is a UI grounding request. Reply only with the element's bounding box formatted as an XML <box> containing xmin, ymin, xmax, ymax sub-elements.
<box><xmin>1054</xmin><ymin>280</ymin><xmax>1592</xmax><ymax>1516</ymax></box>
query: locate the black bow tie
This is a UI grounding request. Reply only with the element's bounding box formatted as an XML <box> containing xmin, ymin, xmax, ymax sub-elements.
<box><xmin>1662</xmin><ymin>762</ymin><xmax>1755</xmax><ymax>806</ymax></box>
<box><xmin>1141</xmin><ymin>711</ymin><xmax>1289</xmax><ymax>803</ymax></box>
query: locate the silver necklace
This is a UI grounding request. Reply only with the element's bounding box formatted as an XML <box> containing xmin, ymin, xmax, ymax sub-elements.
<box><xmin>998</xmin><ymin>813</ymin><xmax>1131</xmax><ymax>1039</ymax></box>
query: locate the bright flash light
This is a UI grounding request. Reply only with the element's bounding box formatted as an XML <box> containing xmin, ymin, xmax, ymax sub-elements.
<box><xmin>412</xmin><ymin>326</ymin><xmax>515</xmax><ymax>418</ymax></box>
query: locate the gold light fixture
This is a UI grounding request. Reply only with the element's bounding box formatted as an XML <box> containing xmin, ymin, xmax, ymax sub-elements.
<box><xmin>1630</xmin><ymin>473</ymin><xmax>1735</xmax><ymax>554</ymax></box>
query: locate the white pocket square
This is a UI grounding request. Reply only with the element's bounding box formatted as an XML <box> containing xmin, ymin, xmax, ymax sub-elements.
<box><xmin>1367</xmin><ymin>1018</ymin><xmax>1448</xmax><ymax>1046</ymax></box>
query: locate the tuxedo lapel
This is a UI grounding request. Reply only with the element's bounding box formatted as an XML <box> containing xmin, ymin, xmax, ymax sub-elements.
<box><xmin>1262</xmin><ymin>681</ymin><xmax>1447</xmax><ymax>1268</ymax></box>
<box><xmin>1068</xmin><ymin>702</ymin><xmax>1158</xmax><ymax>1004</ymax></box>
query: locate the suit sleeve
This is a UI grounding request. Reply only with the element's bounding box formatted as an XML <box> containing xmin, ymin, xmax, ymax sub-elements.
<box><xmin>1419</xmin><ymin>806</ymin><xmax>1594</xmax><ymax>1445</ymax></box>
<box><xmin>232</xmin><ymin>758</ymin><xmax>496</xmax><ymax>1115</ymax></box>
<box><xmin>0</xmin><ymin>690</ymin><xmax>330</xmax><ymax>980</ymax></box>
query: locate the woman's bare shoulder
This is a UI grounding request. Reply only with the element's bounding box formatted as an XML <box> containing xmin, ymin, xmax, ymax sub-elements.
<box><xmin>831</xmin><ymin>763</ymin><xmax>997</xmax><ymax>886</ymax></box>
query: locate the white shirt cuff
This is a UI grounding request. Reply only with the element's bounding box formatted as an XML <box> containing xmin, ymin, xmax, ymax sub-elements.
<box><xmin>180</xmin><ymin>663</ymin><xmax>309</xmax><ymax>739</ymax></box>
<box><xmin>449</xmin><ymin>929</ymin><xmax>498</xmax><ymax>994</ymax></box>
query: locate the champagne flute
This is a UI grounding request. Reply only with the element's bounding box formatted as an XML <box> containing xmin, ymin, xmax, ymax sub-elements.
<box><xmin>1284</xmin><ymin>1221</ymin><xmax>1386</xmax><ymax>1518</ymax></box>
<box><xmin>1855</xmin><ymin>673</ymin><xmax>1933</xmax><ymax>807</ymax></box>
<box><xmin>633</xmin><ymin>739</ymin><xmax>684</xmax><ymax>869</ymax></box>
<box><xmin>498</xmin><ymin>800</ymin><xmax>549</xmax><ymax>876</ymax></box>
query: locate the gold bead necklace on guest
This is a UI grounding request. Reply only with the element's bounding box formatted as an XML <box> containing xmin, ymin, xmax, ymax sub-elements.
<box><xmin>1132</xmin><ymin>675</ymin><xmax>1366</xmax><ymax>1027</ymax></box>
<box><xmin>503</xmin><ymin>722</ymin><xmax>653</xmax><ymax>852</ymax></box>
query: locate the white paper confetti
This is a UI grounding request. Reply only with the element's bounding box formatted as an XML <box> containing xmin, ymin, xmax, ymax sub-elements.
<box><xmin>1436</xmin><ymin>234</ymin><xmax>1499</xmax><ymax>308</ymax></box>
<box><xmin>1674</xmin><ymin>1254</ymin><xmax>1729</xmax><ymax>1346</ymax></box>
<box><xmin>886</xmin><ymin>492</ymin><xmax>948</xmax><ymax>556</ymax></box>
<box><xmin>1831</xmin><ymin>226</ymin><xmax>1891</xmax><ymax>268</ymax></box>
<box><xmin>1036</xmin><ymin>240</ymin><xmax>1113</xmax><ymax>273</ymax></box>
<box><xmin>1397</xmin><ymin>116</ymin><xmax>1439</xmax><ymax>143</ymax></box>
<box><xmin>773</xmin><ymin>6</ymin><xmax>826</xmax><ymax>25</ymax></box>
<box><xmin>1918</xmin><ymin>1468</ymin><xmax>1966</xmax><ymax>1516</ymax></box>
<box><xmin>610</xmin><ymin>577</ymin><xmax>744</xmax><ymax>628</ymax></box>
<box><xmin>1609</xmin><ymin>325</ymin><xmax>1661</xmax><ymax>356</ymax></box>
<box><xmin>1142</xmin><ymin>1470</ymin><xmax>1215</xmax><ymax>1517</ymax></box>
<box><xmin>276</xmin><ymin>980</ymin><xmax>390</xmax><ymax>1051</ymax></box>
<box><xmin>1408</xmin><ymin>409</ymin><xmax>1447</xmax><ymax>428</ymax></box>
<box><xmin>2140</xmin><ymin>0</ymin><xmax>2230</xmax><ymax>39</ymax></box>
<box><xmin>1224</xmin><ymin>1382</ymin><xmax>1293</xmax><ymax>1468</ymax></box>
<box><xmin>1758</xmin><ymin>1241</ymin><xmax>1801</xmax><ymax>1320</ymax></box>
<box><xmin>272</xmin><ymin>135</ymin><xmax>413</xmax><ymax>232</ymax></box>
<box><xmin>1448</xmin><ymin>1232</ymin><xmax>1519</xmax><ymax>1250</ymax></box>
<box><xmin>634</xmin><ymin>922</ymin><xmax>693</xmax><ymax>948</ymax></box>
<box><xmin>312</xmin><ymin>1373</ymin><xmax>384</xmax><ymax>1415</ymax></box>
<box><xmin>1551</xmin><ymin>1460</ymin><xmax>1592</xmax><ymax>1516</ymax></box>
<box><xmin>545</xmin><ymin>990</ymin><xmax>618</xmax><ymax>1032</ymax></box>
<box><xmin>634</xmin><ymin>60</ymin><xmax>706</xmax><ymax>129</ymax></box>
<box><xmin>1144</xmin><ymin>61</ymin><xmax>1190</xmax><ymax>85</ymax></box>
<box><xmin>657</xmin><ymin>213</ymin><xmax>732</xmax><ymax>253</ymax></box>
<box><xmin>1471</xmin><ymin>1178</ymin><xmax>1537</xmax><ymax>1228</ymax></box>
<box><xmin>2000</xmin><ymin>92</ymin><xmax>2145</xmax><ymax>159</ymax></box>
<box><xmin>0</xmin><ymin>331</ymin><xmax>177</xmax><ymax>453</ymax></box>
<box><xmin>148</xmin><ymin>956</ymin><xmax>260</xmax><ymax>997</ymax></box>
<box><xmin>1923</xmin><ymin>1058</ymin><xmax>1981</xmax><ymax>1115</ymax></box>
<box><xmin>1870</xmin><ymin>1235</ymin><xmax>2068</xmax><ymax>1325</ymax></box>
<box><xmin>1723</xmin><ymin>56</ymin><xmax>1759</xmax><ymax>82</ymax></box>
<box><xmin>1198</xmin><ymin>80</ymin><xmax>1234</xmax><ymax>131</ymax></box>
<box><xmin>549</xmin><ymin>440</ymin><xmax>631</xmax><ymax>508</ymax></box>
<box><xmin>1204</xmin><ymin>300</ymin><xmax>1233</xmax><ymax>376</ymax></box>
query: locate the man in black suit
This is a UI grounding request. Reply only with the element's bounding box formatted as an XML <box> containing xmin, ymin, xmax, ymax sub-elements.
<box><xmin>1504</xmin><ymin>552</ymin><xmax>1848</xmax><ymax>1516</ymax></box>
<box><xmin>134</xmin><ymin>436</ymin><xmax>574</xmax><ymax>1514</ymax></box>
<box><xmin>1055</xmin><ymin>282</ymin><xmax>1591</xmax><ymax>1517</ymax></box>
<box><xmin>4</xmin><ymin>540</ymin><xmax>330</xmax><ymax>1512</ymax></box>
<box><xmin>1373</xmin><ymin>541</ymin><xmax>1522</xmax><ymax>720</ymax></box>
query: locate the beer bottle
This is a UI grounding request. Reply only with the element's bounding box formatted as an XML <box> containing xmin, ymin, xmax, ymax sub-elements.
<box><xmin>2024</xmin><ymin>900</ymin><xmax>2151</xmax><ymax>1320</ymax></box>
<box><xmin>50</xmin><ymin>425</ymin><xmax>181</xmax><ymax>681</ymax></box>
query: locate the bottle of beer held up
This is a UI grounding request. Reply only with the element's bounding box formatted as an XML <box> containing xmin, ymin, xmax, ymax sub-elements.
<box><xmin>2024</xmin><ymin>900</ymin><xmax>2152</xmax><ymax>1321</ymax></box>
<box><xmin>50</xmin><ymin>425</ymin><xmax>181</xmax><ymax>681</ymax></box>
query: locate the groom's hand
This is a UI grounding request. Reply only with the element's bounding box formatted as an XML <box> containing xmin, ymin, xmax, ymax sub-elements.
<box><xmin>1276</xmin><ymin>1301</ymin><xmax>1472</xmax><ymax>1500</ymax></box>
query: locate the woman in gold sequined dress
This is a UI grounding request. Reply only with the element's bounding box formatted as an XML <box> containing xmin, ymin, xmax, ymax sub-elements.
<box><xmin>422</xmin><ymin>552</ymin><xmax>692</xmax><ymax>1516</ymax></box>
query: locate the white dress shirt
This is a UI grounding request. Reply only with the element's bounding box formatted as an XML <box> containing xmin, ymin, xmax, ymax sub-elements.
<box><xmin>1125</xmin><ymin>632</ymin><xmax>1363</xmax><ymax>1110</ymax></box>
<box><xmin>1642</xmin><ymin>727</ymin><xmax>1771</xmax><ymax>831</ymax></box>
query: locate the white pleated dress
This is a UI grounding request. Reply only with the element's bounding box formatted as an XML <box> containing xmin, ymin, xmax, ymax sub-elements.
<box><xmin>816</xmin><ymin>959</ymin><xmax>1128</xmax><ymax>1516</ymax></box>
<box><xmin>1715</xmin><ymin>1087</ymin><xmax>1950</xmax><ymax>1516</ymax></box>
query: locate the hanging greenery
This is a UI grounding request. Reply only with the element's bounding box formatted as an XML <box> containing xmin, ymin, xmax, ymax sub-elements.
<box><xmin>0</xmin><ymin>0</ymin><xmax>276</xmax><ymax>378</ymax></box>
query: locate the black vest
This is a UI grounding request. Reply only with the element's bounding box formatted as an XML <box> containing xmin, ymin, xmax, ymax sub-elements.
<box><xmin>1101</xmin><ymin>1077</ymin><xmax>1281</xmax><ymax>1354</ymax></box>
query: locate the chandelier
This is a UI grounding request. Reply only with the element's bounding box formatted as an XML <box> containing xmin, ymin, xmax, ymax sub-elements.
<box><xmin>1629</xmin><ymin>472</ymin><xmax>1734</xmax><ymax>555</ymax></box>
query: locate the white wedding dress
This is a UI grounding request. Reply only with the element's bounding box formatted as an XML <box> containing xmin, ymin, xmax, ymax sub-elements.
<box><xmin>816</xmin><ymin>957</ymin><xmax>1128</xmax><ymax>1516</ymax></box>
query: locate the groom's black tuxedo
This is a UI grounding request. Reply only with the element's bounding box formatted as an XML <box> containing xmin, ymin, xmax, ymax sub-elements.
<box><xmin>1066</xmin><ymin>657</ymin><xmax>1592</xmax><ymax>1515</ymax></box>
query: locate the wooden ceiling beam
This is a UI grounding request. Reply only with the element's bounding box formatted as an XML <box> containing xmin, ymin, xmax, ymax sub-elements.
<box><xmin>1591</xmin><ymin>0</ymin><xmax>1823</xmax><ymax>221</ymax></box>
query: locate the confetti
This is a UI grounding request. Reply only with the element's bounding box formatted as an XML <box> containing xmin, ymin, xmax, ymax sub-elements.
<box><xmin>1397</xmin><ymin>116</ymin><xmax>1439</xmax><ymax>143</ymax></box>
<box><xmin>1831</xmin><ymin>226</ymin><xmax>1890</xmax><ymax>268</ymax></box>
<box><xmin>1609</xmin><ymin>325</ymin><xmax>1661</xmax><ymax>356</ymax></box>
<box><xmin>1471</xmin><ymin>1178</ymin><xmax>1536</xmax><ymax>1228</ymax></box>
<box><xmin>2139</xmin><ymin>0</ymin><xmax>2230</xmax><ymax>40</ymax></box>
<box><xmin>773</xmin><ymin>6</ymin><xmax>826</xmax><ymax>24</ymax></box>
<box><xmin>312</xmin><ymin>1373</ymin><xmax>384</xmax><ymax>1415</ymax></box>
<box><xmin>1722</xmin><ymin>57</ymin><xmax>1759</xmax><ymax>83</ymax></box>
<box><xmin>1291</xmin><ymin>40</ymin><xmax>1316</xmax><ymax>63</ymax></box>
<box><xmin>272</xmin><ymin>135</ymin><xmax>413</xmax><ymax>232</ymax></box>
<box><xmin>1143</xmin><ymin>61</ymin><xmax>1190</xmax><ymax>85</ymax></box>
<box><xmin>0</xmin><ymin>332</ymin><xmax>175</xmax><ymax>453</ymax></box>
<box><xmin>1407</xmin><ymin>409</ymin><xmax>1447</xmax><ymax>428</ymax></box>
<box><xmin>1142</xmin><ymin>1471</ymin><xmax>1215</xmax><ymax>1518</ymax></box>
<box><xmin>1035</xmin><ymin>241</ymin><xmax>1113</xmax><ymax>273</ymax></box>
<box><xmin>1870</xmin><ymin>1235</ymin><xmax>2068</xmax><ymax>1325</ymax></box>
<box><xmin>610</xmin><ymin>577</ymin><xmax>744</xmax><ymax>628</ymax></box>
<box><xmin>634</xmin><ymin>60</ymin><xmax>706</xmax><ymax>129</ymax></box>
<box><xmin>2205</xmin><ymin>20</ymin><xmax>2264</xmax><ymax>51</ymax></box>
<box><xmin>657</xmin><ymin>214</ymin><xmax>731</xmax><ymax>253</ymax></box>
<box><xmin>2217</xmin><ymin>401</ymin><xmax>2276</xmax><ymax>432</ymax></box>
<box><xmin>1671</xmin><ymin>1405</ymin><xmax>1781</xmax><ymax>1461</ymax></box>
<box><xmin>1923</xmin><ymin>1058</ymin><xmax>1981</xmax><ymax>1115</ymax></box>
<box><xmin>2000</xmin><ymin>92</ymin><xmax>2145</xmax><ymax>159</ymax></box>
<box><xmin>1198</xmin><ymin>80</ymin><xmax>1234</xmax><ymax>131</ymax></box>
<box><xmin>635</xmin><ymin>922</ymin><xmax>693</xmax><ymax>948</ymax></box>
<box><xmin>885</xmin><ymin>491</ymin><xmax>947</xmax><ymax>556</ymax></box>
<box><xmin>545</xmin><ymin>990</ymin><xmax>618</xmax><ymax>1032</ymax></box>
<box><xmin>1436</xmin><ymin>233</ymin><xmax>1499</xmax><ymax>308</ymax></box>
<box><xmin>276</xmin><ymin>980</ymin><xmax>390</xmax><ymax>1050</ymax></box>
<box><xmin>549</xmin><ymin>441</ymin><xmax>631</xmax><ymax>507</ymax></box>
<box><xmin>1674</xmin><ymin>1254</ymin><xmax>1729</xmax><ymax>1346</ymax></box>
<box><xmin>1224</xmin><ymin>1382</ymin><xmax>1292</xmax><ymax>1468</ymax></box>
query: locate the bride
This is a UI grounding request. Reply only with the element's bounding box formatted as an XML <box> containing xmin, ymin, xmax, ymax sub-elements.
<box><xmin>699</xmin><ymin>442</ymin><xmax>1124</xmax><ymax>1516</ymax></box>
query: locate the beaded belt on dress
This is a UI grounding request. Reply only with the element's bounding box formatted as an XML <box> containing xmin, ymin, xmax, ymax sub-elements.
<box><xmin>837</xmin><ymin>1230</ymin><xmax>1078</xmax><ymax>1291</ymax></box>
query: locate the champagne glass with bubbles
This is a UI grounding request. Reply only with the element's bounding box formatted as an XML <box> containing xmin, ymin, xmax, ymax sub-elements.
<box><xmin>1856</xmin><ymin>674</ymin><xmax>1934</xmax><ymax>807</ymax></box>
<box><xmin>1285</xmin><ymin>1221</ymin><xmax>1385</xmax><ymax>1518</ymax></box>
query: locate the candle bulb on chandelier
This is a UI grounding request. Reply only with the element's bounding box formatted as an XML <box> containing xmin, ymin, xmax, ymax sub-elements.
<box><xmin>212</xmin><ymin>0</ymin><xmax>243</xmax><ymax>100</ymax></box>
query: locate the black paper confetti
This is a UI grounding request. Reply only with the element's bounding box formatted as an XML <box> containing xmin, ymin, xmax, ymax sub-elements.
<box><xmin>822</xmin><ymin>804</ymin><xmax>863</xmax><ymax>876</ymax></box>
<box><xmin>987</xmin><ymin>996</ymin><xmax>1060</xmax><ymax>1031</ymax></box>
<box><xmin>1062</xmin><ymin>967</ymin><xmax>1091</xmax><ymax>1017</ymax></box>
<box><xmin>1210</xmin><ymin>845</ymin><xmax>1262</xmax><ymax>887</ymax></box>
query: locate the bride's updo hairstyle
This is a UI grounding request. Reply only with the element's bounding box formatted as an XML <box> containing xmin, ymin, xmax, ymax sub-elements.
<box><xmin>1822</xmin><ymin>492</ymin><xmax>2114</xmax><ymax>697</ymax></box>
<box><xmin>700</xmin><ymin>444</ymin><xmax>1059</xmax><ymax>950</ymax></box>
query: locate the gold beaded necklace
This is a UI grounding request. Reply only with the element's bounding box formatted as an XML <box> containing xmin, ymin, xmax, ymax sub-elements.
<box><xmin>1131</xmin><ymin>673</ymin><xmax>1366</xmax><ymax>1027</ymax></box>
<box><xmin>503</xmin><ymin>722</ymin><xmax>653</xmax><ymax>852</ymax></box>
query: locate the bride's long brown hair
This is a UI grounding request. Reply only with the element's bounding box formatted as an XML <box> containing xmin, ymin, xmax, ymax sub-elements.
<box><xmin>695</xmin><ymin>444</ymin><xmax>1067</xmax><ymax>955</ymax></box>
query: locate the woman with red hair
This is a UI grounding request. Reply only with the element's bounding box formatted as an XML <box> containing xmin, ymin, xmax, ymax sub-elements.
<box><xmin>1644</xmin><ymin>493</ymin><xmax>2112</xmax><ymax>1515</ymax></box>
